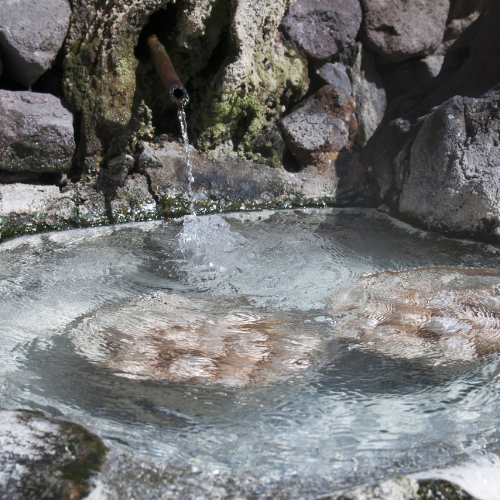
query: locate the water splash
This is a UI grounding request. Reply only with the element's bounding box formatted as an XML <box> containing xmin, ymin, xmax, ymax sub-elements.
<box><xmin>177</xmin><ymin>107</ymin><xmax>195</xmax><ymax>215</ymax></box>
<box><xmin>177</xmin><ymin>214</ymin><xmax>252</xmax><ymax>272</ymax></box>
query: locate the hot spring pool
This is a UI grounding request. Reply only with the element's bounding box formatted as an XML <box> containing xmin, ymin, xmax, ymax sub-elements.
<box><xmin>1</xmin><ymin>208</ymin><xmax>500</xmax><ymax>497</ymax></box>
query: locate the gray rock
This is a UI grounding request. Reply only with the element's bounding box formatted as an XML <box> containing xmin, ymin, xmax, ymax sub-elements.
<box><xmin>110</xmin><ymin>174</ymin><xmax>158</xmax><ymax>223</ymax></box>
<box><xmin>399</xmin><ymin>92</ymin><xmax>500</xmax><ymax>238</ymax></box>
<box><xmin>0</xmin><ymin>409</ymin><xmax>107</xmax><ymax>500</ymax></box>
<box><xmin>0</xmin><ymin>0</ymin><xmax>71</xmax><ymax>87</ymax></box>
<box><xmin>360</xmin><ymin>0</ymin><xmax>450</xmax><ymax>63</ymax></box>
<box><xmin>0</xmin><ymin>90</ymin><xmax>75</xmax><ymax>173</ymax></box>
<box><xmin>316</xmin><ymin>63</ymin><xmax>352</xmax><ymax>95</ymax></box>
<box><xmin>280</xmin><ymin>0</ymin><xmax>362</xmax><ymax>61</ymax></box>
<box><xmin>361</xmin><ymin>0</ymin><xmax>500</xmax><ymax>240</ymax></box>
<box><xmin>419</xmin><ymin>55</ymin><xmax>444</xmax><ymax>79</ymax></box>
<box><xmin>0</xmin><ymin>183</ymin><xmax>69</xmax><ymax>216</ymax></box>
<box><xmin>337</xmin><ymin>43</ymin><xmax>387</xmax><ymax>147</ymax></box>
<box><xmin>139</xmin><ymin>141</ymin><xmax>366</xmax><ymax>214</ymax></box>
<box><xmin>107</xmin><ymin>154</ymin><xmax>136</xmax><ymax>185</ymax></box>
<box><xmin>321</xmin><ymin>475</ymin><xmax>419</xmax><ymax>499</ymax></box>
<box><xmin>278</xmin><ymin>86</ymin><xmax>357</xmax><ymax>167</ymax></box>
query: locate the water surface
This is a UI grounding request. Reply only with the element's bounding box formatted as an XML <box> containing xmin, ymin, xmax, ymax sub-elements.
<box><xmin>1</xmin><ymin>208</ymin><xmax>500</xmax><ymax>496</ymax></box>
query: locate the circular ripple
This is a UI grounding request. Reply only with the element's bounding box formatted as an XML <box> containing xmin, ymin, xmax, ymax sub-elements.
<box><xmin>327</xmin><ymin>267</ymin><xmax>500</xmax><ymax>364</ymax></box>
<box><xmin>68</xmin><ymin>293</ymin><xmax>321</xmax><ymax>386</ymax></box>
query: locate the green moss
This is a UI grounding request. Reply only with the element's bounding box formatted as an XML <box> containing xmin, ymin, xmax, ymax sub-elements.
<box><xmin>159</xmin><ymin>193</ymin><xmax>338</xmax><ymax>218</ymax></box>
<box><xmin>417</xmin><ymin>479</ymin><xmax>473</xmax><ymax>499</ymax></box>
<box><xmin>10</xmin><ymin>410</ymin><xmax>108</xmax><ymax>500</ymax></box>
<box><xmin>192</xmin><ymin>38</ymin><xmax>308</xmax><ymax>167</ymax></box>
<box><xmin>57</xmin><ymin>421</ymin><xmax>108</xmax><ymax>493</ymax></box>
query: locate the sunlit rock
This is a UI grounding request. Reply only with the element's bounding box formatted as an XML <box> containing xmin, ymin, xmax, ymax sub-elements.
<box><xmin>360</xmin><ymin>0</ymin><xmax>449</xmax><ymax>63</ymax></box>
<box><xmin>326</xmin><ymin>267</ymin><xmax>500</xmax><ymax>364</ymax></box>
<box><xmin>0</xmin><ymin>0</ymin><xmax>71</xmax><ymax>87</ymax></box>
<box><xmin>69</xmin><ymin>293</ymin><xmax>320</xmax><ymax>386</ymax></box>
<box><xmin>0</xmin><ymin>90</ymin><xmax>75</xmax><ymax>173</ymax></box>
<box><xmin>63</xmin><ymin>0</ymin><xmax>308</xmax><ymax>169</ymax></box>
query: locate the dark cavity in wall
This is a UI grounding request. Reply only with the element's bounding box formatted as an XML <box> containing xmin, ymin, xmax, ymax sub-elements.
<box><xmin>134</xmin><ymin>0</ymin><xmax>232</xmax><ymax>141</ymax></box>
<box><xmin>135</xmin><ymin>3</ymin><xmax>182</xmax><ymax>138</ymax></box>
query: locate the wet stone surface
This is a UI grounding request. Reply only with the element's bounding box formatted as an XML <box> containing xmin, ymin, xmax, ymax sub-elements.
<box><xmin>0</xmin><ymin>410</ymin><xmax>107</xmax><ymax>500</ymax></box>
<box><xmin>327</xmin><ymin>267</ymin><xmax>500</xmax><ymax>365</ymax></box>
<box><xmin>69</xmin><ymin>293</ymin><xmax>321</xmax><ymax>387</ymax></box>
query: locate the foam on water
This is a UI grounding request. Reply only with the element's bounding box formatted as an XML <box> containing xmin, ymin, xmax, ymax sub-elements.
<box><xmin>2</xmin><ymin>209</ymin><xmax>500</xmax><ymax>496</ymax></box>
<box><xmin>413</xmin><ymin>453</ymin><xmax>500</xmax><ymax>500</ymax></box>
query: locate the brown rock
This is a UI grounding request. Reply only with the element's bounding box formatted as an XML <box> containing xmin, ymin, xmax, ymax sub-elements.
<box><xmin>69</xmin><ymin>294</ymin><xmax>320</xmax><ymax>386</ymax></box>
<box><xmin>360</xmin><ymin>0</ymin><xmax>450</xmax><ymax>63</ymax></box>
<box><xmin>327</xmin><ymin>267</ymin><xmax>500</xmax><ymax>364</ymax></box>
<box><xmin>278</xmin><ymin>86</ymin><xmax>357</xmax><ymax>167</ymax></box>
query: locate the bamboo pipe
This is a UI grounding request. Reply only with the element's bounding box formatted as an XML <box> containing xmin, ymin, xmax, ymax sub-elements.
<box><xmin>147</xmin><ymin>34</ymin><xmax>189</xmax><ymax>108</ymax></box>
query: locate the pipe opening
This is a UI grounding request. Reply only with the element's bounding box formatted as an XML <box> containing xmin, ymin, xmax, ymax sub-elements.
<box><xmin>134</xmin><ymin>0</ymin><xmax>232</xmax><ymax>139</ymax></box>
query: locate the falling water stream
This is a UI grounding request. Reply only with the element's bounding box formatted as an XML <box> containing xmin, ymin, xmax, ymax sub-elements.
<box><xmin>178</xmin><ymin>107</ymin><xmax>195</xmax><ymax>215</ymax></box>
<box><xmin>2</xmin><ymin>207</ymin><xmax>500</xmax><ymax>497</ymax></box>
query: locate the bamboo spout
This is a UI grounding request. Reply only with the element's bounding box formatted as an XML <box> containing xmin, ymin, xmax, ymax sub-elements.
<box><xmin>147</xmin><ymin>34</ymin><xmax>189</xmax><ymax>108</ymax></box>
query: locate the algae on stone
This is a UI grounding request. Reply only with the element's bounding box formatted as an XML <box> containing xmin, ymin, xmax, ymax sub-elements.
<box><xmin>63</xmin><ymin>0</ymin><xmax>308</xmax><ymax>173</ymax></box>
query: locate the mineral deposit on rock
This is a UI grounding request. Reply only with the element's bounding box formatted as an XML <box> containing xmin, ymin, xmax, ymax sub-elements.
<box><xmin>360</xmin><ymin>0</ymin><xmax>450</xmax><ymax>63</ymax></box>
<box><xmin>280</xmin><ymin>0</ymin><xmax>362</xmax><ymax>61</ymax></box>
<box><xmin>279</xmin><ymin>86</ymin><xmax>357</xmax><ymax>167</ymax></box>
<box><xmin>138</xmin><ymin>140</ymin><xmax>366</xmax><ymax>212</ymax></box>
<box><xmin>337</xmin><ymin>42</ymin><xmax>386</xmax><ymax>148</ymax></box>
<box><xmin>0</xmin><ymin>0</ymin><xmax>72</xmax><ymax>87</ymax></box>
<box><xmin>63</xmin><ymin>0</ymin><xmax>308</xmax><ymax>169</ymax></box>
<box><xmin>0</xmin><ymin>90</ymin><xmax>75</xmax><ymax>173</ymax></box>
<box><xmin>0</xmin><ymin>184</ymin><xmax>69</xmax><ymax>216</ymax></box>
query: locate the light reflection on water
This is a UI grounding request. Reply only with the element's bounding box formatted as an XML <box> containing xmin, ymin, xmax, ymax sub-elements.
<box><xmin>1</xmin><ymin>208</ymin><xmax>500</xmax><ymax>496</ymax></box>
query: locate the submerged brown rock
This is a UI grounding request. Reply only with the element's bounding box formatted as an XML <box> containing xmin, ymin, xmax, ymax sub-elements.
<box><xmin>69</xmin><ymin>293</ymin><xmax>320</xmax><ymax>386</ymax></box>
<box><xmin>326</xmin><ymin>267</ymin><xmax>500</xmax><ymax>364</ymax></box>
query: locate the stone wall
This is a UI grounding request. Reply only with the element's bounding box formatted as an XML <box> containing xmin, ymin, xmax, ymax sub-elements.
<box><xmin>1</xmin><ymin>0</ymin><xmax>499</xmax><ymax>242</ymax></box>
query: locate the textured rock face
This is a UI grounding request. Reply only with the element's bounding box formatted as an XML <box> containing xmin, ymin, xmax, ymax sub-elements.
<box><xmin>399</xmin><ymin>92</ymin><xmax>500</xmax><ymax>237</ymax></box>
<box><xmin>0</xmin><ymin>90</ymin><xmax>75</xmax><ymax>173</ymax></box>
<box><xmin>360</xmin><ymin>0</ymin><xmax>450</xmax><ymax>63</ymax></box>
<box><xmin>0</xmin><ymin>410</ymin><xmax>107</xmax><ymax>500</ymax></box>
<box><xmin>337</xmin><ymin>42</ymin><xmax>386</xmax><ymax>148</ymax></box>
<box><xmin>316</xmin><ymin>63</ymin><xmax>352</xmax><ymax>96</ymax></box>
<box><xmin>63</xmin><ymin>0</ymin><xmax>308</xmax><ymax>172</ymax></box>
<box><xmin>0</xmin><ymin>0</ymin><xmax>72</xmax><ymax>87</ymax></box>
<box><xmin>365</xmin><ymin>90</ymin><xmax>500</xmax><ymax>239</ymax></box>
<box><xmin>0</xmin><ymin>184</ymin><xmax>69</xmax><ymax>216</ymax></box>
<box><xmin>279</xmin><ymin>86</ymin><xmax>357</xmax><ymax>167</ymax></box>
<box><xmin>362</xmin><ymin>0</ymin><xmax>500</xmax><ymax>240</ymax></box>
<box><xmin>138</xmin><ymin>140</ymin><xmax>365</xmax><ymax>214</ymax></box>
<box><xmin>280</xmin><ymin>0</ymin><xmax>362</xmax><ymax>61</ymax></box>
